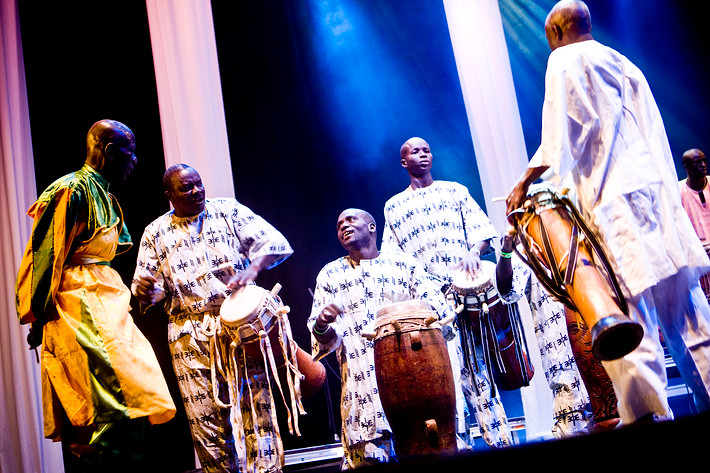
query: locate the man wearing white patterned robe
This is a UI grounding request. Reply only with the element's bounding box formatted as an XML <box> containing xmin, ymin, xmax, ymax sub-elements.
<box><xmin>309</xmin><ymin>208</ymin><xmax>456</xmax><ymax>469</ymax></box>
<box><xmin>381</xmin><ymin>137</ymin><xmax>512</xmax><ymax>448</ymax></box>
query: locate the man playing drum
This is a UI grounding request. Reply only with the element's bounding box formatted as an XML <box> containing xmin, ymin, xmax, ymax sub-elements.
<box><xmin>382</xmin><ymin>137</ymin><xmax>513</xmax><ymax>449</ymax></box>
<box><xmin>132</xmin><ymin>164</ymin><xmax>293</xmax><ymax>473</ymax></box>
<box><xmin>308</xmin><ymin>208</ymin><xmax>457</xmax><ymax>469</ymax></box>
<box><xmin>506</xmin><ymin>1</ymin><xmax>710</xmax><ymax>423</ymax></box>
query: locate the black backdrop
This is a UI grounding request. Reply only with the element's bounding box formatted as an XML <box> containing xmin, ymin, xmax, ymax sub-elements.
<box><xmin>17</xmin><ymin>1</ymin><xmax>710</xmax><ymax>470</ymax></box>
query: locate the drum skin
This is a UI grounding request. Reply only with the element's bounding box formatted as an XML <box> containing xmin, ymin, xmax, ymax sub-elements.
<box><xmin>374</xmin><ymin>303</ymin><xmax>457</xmax><ymax>458</ymax></box>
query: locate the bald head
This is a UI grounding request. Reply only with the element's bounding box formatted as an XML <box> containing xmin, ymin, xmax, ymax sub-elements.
<box><xmin>85</xmin><ymin>119</ymin><xmax>136</xmax><ymax>182</ymax></box>
<box><xmin>86</xmin><ymin>119</ymin><xmax>134</xmax><ymax>155</ymax></box>
<box><xmin>545</xmin><ymin>1</ymin><xmax>593</xmax><ymax>51</ymax></box>
<box><xmin>400</xmin><ymin>137</ymin><xmax>429</xmax><ymax>159</ymax></box>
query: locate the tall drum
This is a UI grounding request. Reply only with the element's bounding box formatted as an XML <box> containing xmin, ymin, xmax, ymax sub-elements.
<box><xmin>372</xmin><ymin>300</ymin><xmax>457</xmax><ymax>459</ymax></box>
<box><xmin>450</xmin><ymin>261</ymin><xmax>534</xmax><ymax>393</ymax></box>
<box><xmin>511</xmin><ymin>186</ymin><xmax>643</xmax><ymax>361</ymax></box>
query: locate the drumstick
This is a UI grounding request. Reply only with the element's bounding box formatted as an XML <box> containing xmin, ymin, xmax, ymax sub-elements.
<box><xmin>491</xmin><ymin>196</ymin><xmax>507</xmax><ymax>203</ymax></box>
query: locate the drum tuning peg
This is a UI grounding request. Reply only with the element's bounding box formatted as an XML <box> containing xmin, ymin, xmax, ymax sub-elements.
<box><xmin>361</xmin><ymin>330</ymin><xmax>377</xmax><ymax>340</ymax></box>
<box><xmin>271</xmin><ymin>283</ymin><xmax>282</xmax><ymax>296</ymax></box>
<box><xmin>392</xmin><ymin>321</ymin><xmax>402</xmax><ymax>332</ymax></box>
<box><xmin>279</xmin><ymin>306</ymin><xmax>291</xmax><ymax>314</ymax></box>
<box><xmin>258</xmin><ymin>330</ymin><xmax>268</xmax><ymax>339</ymax></box>
<box><xmin>424</xmin><ymin>315</ymin><xmax>438</xmax><ymax>326</ymax></box>
<box><xmin>439</xmin><ymin>313</ymin><xmax>456</xmax><ymax>326</ymax></box>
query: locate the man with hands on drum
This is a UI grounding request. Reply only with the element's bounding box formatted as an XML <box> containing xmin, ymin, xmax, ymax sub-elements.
<box><xmin>506</xmin><ymin>0</ymin><xmax>710</xmax><ymax>424</ymax></box>
<box><xmin>382</xmin><ymin>136</ymin><xmax>512</xmax><ymax>449</ymax></box>
<box><xmin>132</xmin><ymin>164</ymin><xmax>293</xmax><ymax>473</ymax></box>
<box><xmin>309</xmin><ymin>208</ymin><xmax>458</xmax><ymax>469</ymax></box>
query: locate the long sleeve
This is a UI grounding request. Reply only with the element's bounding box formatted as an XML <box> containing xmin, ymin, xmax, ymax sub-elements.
<box><xmin>16</xmin><ymin>186</ymin><xmax>83</xmax><ymax>324</ymax></box>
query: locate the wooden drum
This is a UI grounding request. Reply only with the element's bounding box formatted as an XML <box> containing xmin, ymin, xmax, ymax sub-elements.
<box><xmin>373</xmin><ymin>300</ymin><xmax>457</xmax><ymax>459</ymax></box>
<box><xmin>450</xmin><ymin>261</ymin><xmax>534</xmax><ymax>393</ymax></box>
<box><xmin>511</xmin><ymin>186</ymin><xmax>643</xmax><ymax>361</ymax></box>
<box><xmin>220</xmin><ymin>284</ymin><xmax>326</xmax><ymax>400</ymax></box>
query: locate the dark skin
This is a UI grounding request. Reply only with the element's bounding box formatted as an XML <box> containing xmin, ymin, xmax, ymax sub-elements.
<box><xmin>682</xmin><ymin>148</ymin><xmax>707</xmax><ymax>192</ymax></box>
<box><xmin>312</xmin><ymin>209</ymin><xmax>379</xmax><ymax>344</ymax></box>
<box><xmin>133</xmin><ymin>165</ymin><xmax>283</xmax><ymax>306</ymax></box>
<box><xmin>506</xmin><ymin>0</ymin><xmax>593</xmax><ymax>217</ymax></box>
<box><xmin>494</xmin><ymin>228</ymin><xmax>518</xmax><ymax>298</ymax></box>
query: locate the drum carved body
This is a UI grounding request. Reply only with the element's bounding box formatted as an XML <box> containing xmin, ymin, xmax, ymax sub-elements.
<box><xmin>373</xmin><ymin>301</ymin><xmax>458</xmax><ymax>458</ymax></box>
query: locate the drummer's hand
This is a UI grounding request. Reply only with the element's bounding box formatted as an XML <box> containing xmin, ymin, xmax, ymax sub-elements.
<box><xmin>506</xmin><ymin>165</ymin><xmax>549</xmax><ymax>219</ymax></box>
<box><xmin>506</xmin><ymin>180</ymin><xmax>529</xmax><ymax>219</ymax></box>
<box><xmin>317</xmin><ymin>303</ymin><xmax>341</xmax><ymax>327</ymax></box>
<box><xmin>134</xmin><ymin>275</ymin><xmax>165</xmax><ymax>306</ymax></box>
<box><xmin>501</xmin><ymin>226</ymin><xmax>517</xmax><ymax>253</ymax></box>
<box><xmin>228</xmin><ymin>266</ymin><xmax>259</xmax><ymax>289</ymax></box>
<box><xmin>458</xmin><ymin>250</ymin><xmax>482</xmax><ymax>277</ymax></box>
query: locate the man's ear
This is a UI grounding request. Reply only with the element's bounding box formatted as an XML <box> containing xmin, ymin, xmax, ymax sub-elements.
<box><xmin>552</xmin><ymin>24</ymin><xmax>563</xmax><ymax>42</ymax></box>
<box><xmin>400</xmin><ymin>157</ymin><xmax>408</xmax><ymax>169</ymax></box>
<box><xmin>104</xmin><ymin>142</ymin><xmax>116</xmax><ymax>161</ymax></box>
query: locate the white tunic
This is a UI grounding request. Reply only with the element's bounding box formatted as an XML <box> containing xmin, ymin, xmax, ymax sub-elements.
<box><xmin>382</xmin><ymin>181</ymin><xmax>498</xmax><ymax>284</ymax></box>
<box><xmin>533</xmin><ymin>40</ymin><xmax>708</xmax><ymax>297</ymax></box>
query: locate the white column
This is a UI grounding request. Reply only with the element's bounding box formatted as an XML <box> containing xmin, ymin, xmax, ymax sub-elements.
<box><xmin>443</xmin><ymin>0</ymin><xmax>553</xmax><ymax>440</ymax></box>
<box><xmin>146</xmin><ymin>0</ymin><xmax>235</xmax><ymax>198</ymax></box>
<box><xmin>0</xmin><ymin>0</ymin><xmax>63</xmax><ymax>471</ymax></box>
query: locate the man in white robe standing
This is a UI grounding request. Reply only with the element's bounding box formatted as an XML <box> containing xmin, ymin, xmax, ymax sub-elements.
<box><xmin>506</xmin><ymin>0</ymin><xmax>710</xmax><ymax>424</ymax></box>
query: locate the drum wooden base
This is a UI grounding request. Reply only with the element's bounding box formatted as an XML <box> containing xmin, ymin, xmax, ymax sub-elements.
<box><xmin>565</xmin><ymin>308</ymin><xmax>619</xmax><ymax>424</ymax></box>
<box><xmin>375</xmin><ymin>329</ymin><xmax>458</xmax><ymax>458</ymax></box>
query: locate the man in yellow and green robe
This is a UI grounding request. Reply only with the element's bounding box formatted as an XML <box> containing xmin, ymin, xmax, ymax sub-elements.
<box><xmin>15</xmin><ymin>120</ymin><xmax>175</xmax><ymax>471</ymax></box>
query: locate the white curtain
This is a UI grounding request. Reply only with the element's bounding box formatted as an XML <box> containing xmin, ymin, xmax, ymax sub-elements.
<box><xmin>0</xmin><ymin>0</ymin><xmax>64</xmax><ymax>471</ymax></box>
<box><xmin>443</xmin><ymin>0</ymin><xmax>554</xmax><ymax>440</ymax></box>
<box><xmin>146</xmin><ymin>0</ymin><xmax>235</xmax><ymax>199</ymax></box>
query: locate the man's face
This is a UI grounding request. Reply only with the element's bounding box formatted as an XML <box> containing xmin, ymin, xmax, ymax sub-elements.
<box><xmin>166</xmin><ymin>167</ymin><xmax>206</xmax><ymax>217</ymax></box>
<box><xmin>684</xmin><ymin>150</ymin><xmax>707</xmax><ymax>178</ymax></box>
<box><xmin>337</xmin><ymin>209</ymin><xmax>373</xmax><ymax>252</ymax></box>
<box><xmin>401</xmin><ymin>138</ymin><xmax>433</xmax><ymax>177</ymax></box>
<box><xmin>105</xmin><ymin>133</ymin><xmax>137</xmax><ymax>182</ymax></box>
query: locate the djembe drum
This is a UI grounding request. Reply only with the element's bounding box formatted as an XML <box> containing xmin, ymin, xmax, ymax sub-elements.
<box><xmin>370</xmin><ymin>300</ymin><xmax>457</xmax><ymax>458</ymax></box>
<box><xmin>450</xmin><ymin>260</ymin><xmax>534</xmax><ymax>395</ymax></box>
<box><xmin>510</xmin><ymin>186</ymin><xmax>643</xmax><ymax>361</ymax></box>
<box><xmin>211</xmin><ymin>282</ymin><xmax>326</xmax><ymax>454</ymax></box>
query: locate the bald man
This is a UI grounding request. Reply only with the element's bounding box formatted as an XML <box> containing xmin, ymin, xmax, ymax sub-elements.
<box><xmin>16</xmin><ymin>119</ymin><xmax>176</xmax><ymax>471</ymax></box>
<box><xmin>680</xmin><ymin>148</ymin><xmax>710</xmax><ymax>302</ymax></box>
<box><xmin>507</xmin><ymin>1</ymin><xmax>710</xmax><ymax>423</ymax></box>
<box><xmin>382</xmin><ymin>137</ymin><xmax>513</xmax><ymax>449</ymax></box>
<box><xmin>309</xmin><ymin>208</ymin><xmax>457</xmax><ymax>468</ymax></box>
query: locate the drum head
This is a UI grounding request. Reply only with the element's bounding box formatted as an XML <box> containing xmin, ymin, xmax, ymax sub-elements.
<box><xmin>451</xmin><ymin>260</ymin><xmax>496</xmax><ymax>295</ymax></box>
<box><xmin>220</xmin><ymin>285</ymin><xmax>267</xmax><ymax>327</ymax></box>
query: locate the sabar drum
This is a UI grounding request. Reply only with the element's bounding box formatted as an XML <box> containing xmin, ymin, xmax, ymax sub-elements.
<box><xmin>510</xmin><ymin>185</ymin><xmax>643</xmax><ymax>361</ymax></box>
<box><xmin>373</xmin><ymin>300</ymin><xmax>457</xmax><ymax>459</ymax></box>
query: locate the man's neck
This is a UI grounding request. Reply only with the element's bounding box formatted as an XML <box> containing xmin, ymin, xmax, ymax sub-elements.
<box><xmin>347</xmin><ymin>247</ymin><xmax>379</xmax><ymax>266</ymax></box>
<box><xmin>409</xmin><ymin>174</ymin><xmax>434</xmax><ymax>190</ymax></box>
<box><xmin>687</xmin><ymin>174</ymin><xmax>707</xmax><ymax>192</ymax></box>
